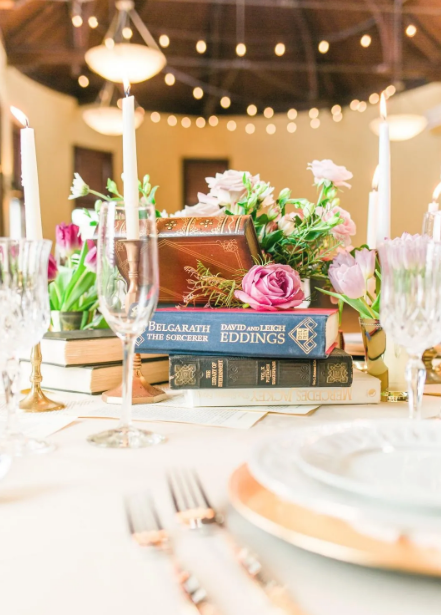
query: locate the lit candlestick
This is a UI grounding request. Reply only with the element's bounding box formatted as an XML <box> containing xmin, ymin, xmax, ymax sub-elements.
<box><xmin>367</xmin><ymin>165</ymin><xmax>379</xmax><ymax>249</ymax></box>
<box><xmin>428</xmin><ymin>181</ymin><xmax>441</xmax><ymax>240</ymax></box>
<box><xmin>122</xmin><ymin>77</ymin><xmax>140</xmax><ymax>240</ymax></box>
<box><xmin>377</xmin><ymin>93</ymin><xmax>391</xmax><ymax>245</ymax></box>
<box><xmin>10</xmin><ymin>106</ymin><xmax>43</xmax><ymax>240</ymax></box>
<box><xmin>428</xmin><ymin>181</ymin><xmax>441</xmax><ymax>213</ymax></box>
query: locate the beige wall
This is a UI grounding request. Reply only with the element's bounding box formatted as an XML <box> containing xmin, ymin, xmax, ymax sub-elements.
<box><xmin>1</xmin><ymin>33</ymin><xmax>441</xmax><ymax>247</ymax></box>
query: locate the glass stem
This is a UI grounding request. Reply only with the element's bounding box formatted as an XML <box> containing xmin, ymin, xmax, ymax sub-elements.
<box><xmin>119</xmin><ymin>336</ymin><xmax>136</xmax><ymax>429</ymax></box>
<box><xmin>406</xmin><ymin>353</ymin><xmax>425</xmax><ymax>420</ymax></box>
<box><xmin>2</xmin><ymin>357</ymin><xmax>20</xmax><ymax>436</ymax></box>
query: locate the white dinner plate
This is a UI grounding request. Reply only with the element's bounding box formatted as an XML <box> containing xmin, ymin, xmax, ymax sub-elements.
<box><xmin>249</xmin><ymin>426</ymin><xmax>441</xmax><ymax>535</ymax></box>
<box><xmin>295</xmin><ymin>420</ymin><xmax>441</xmax><ymax>509</ymax></box>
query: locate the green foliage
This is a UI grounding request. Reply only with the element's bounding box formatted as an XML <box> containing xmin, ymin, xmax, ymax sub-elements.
<box><xmin>183</xmin><ymin>261</ymin><xmax>245</xmax><ymax>308</ymax></box>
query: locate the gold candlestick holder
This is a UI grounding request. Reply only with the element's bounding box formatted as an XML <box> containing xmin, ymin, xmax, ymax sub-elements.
<box><xmin>423</xmin><ymin>348</ymin><xmax>441</xmax><ymax>384</ymax></box>
<box><xmin>19</xmin><ymin>343</ymin><xmax>65</xmax><ymax>412</ymax></box>
<box><xmin>102</xmin><ymin>239</ymin><xmax>166</xmax><ymax>405</ymax></box>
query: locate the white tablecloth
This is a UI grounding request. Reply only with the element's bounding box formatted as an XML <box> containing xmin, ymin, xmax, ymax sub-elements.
<box><xmin>1</xmin><ymin>396</ymin><xmax>441</xmax><ymax>615</ymax></box>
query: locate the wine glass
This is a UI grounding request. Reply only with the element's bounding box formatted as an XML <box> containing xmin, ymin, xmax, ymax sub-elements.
<box><xmin>0</xmin><ymin>238</ymin><xmax>54</xmax><ymax>455</ymax></box>
<box><xmin>87</xmin><ymin>203</ymin><xmax>165</xmax><ymax>448</ymax></box>
<box><xmin>378</xmin><ymin>235</ymin><xmax>441</xmax><ymax>420</ymax></box>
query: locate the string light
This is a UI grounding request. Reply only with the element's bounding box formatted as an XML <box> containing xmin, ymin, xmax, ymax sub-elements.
<box><xmin>193</xmin><ymin>87</ymin><xmax>204</xmax><ymax>99</ymax></box>
<box><xmin>333</xmin><ymin>113</ymin><xmax>343</xmax><ymax>123</ymax></box>
<box><xmin>150</xmin><ymin>112</ymin><xmax>161</xmax><ymax>123</ymax></box>
<box><xmin>196</xmin><ymin>117</ymin><xmax>206</xmax><ymax>128</ymax></box>
<box><xmin>88</xmin><ymin>16</ymin><xmax>98</xmax><ymax>28</ymax></box>
<box><xmin>78</xmin><ymin>75</ymin><xmax>89</xmax><ymax>88</ymax></box>
<box><xmin>227</xmin><ymin>120</ymin><xmax>237</xmax><ymax>131</ymax></box>
<box><xmin>350</xmin><ymin>99</ymin><xmax>360</xmax><ymax>110</ymax></box>
<box><xmin>264</xmin><ymin>107</ymin><xmax>274</xmax><ymax>118</ymax></box>
<box><xmin>358</xmin><ymin>101</ymin><xmax>367</xmax><ymax>112</ymax></box>
<box><xmin>310</xmin><ymin>118</ymin><xmax>320</xmax><ymax>129</ymax></box>
<box><xmin>331</xmin><ymin>104</ymin><xmax>341</xmax><ymax>115</ymax></box>
<box><xmin>164</xmin><ymin>73</ymin><xmax>175</xmax><ymax>86</ymax></box>
<box><xmin>159</xmin><ymin>34</ymin><xmax>170</xmax><ymax>48</ymax></box>
<box><xmin>287</xmin><ymin>108</ymin><xmax>297</xmax><ymax>120</ymax></box>
<box><xmin>247</xmin><ymin>104</ymin><xmax>257</xmax><ymax>116</ymax></box>
<box><xmin>386</xmin><ymin>84</ymin><xmax>396</xmax><ymax>97</ymax></box>
<box><xmin>72</xmin><ymin>14</ymin><xmax>83</xmax><ymax>28</ymax></box>
<box><xmin>266</xmin><ymin>124</ymin><xmax>276</xmax><ymax>134</ymax></box>
<box><xmin>209</xmin><ymin>115</ymin><xmax>219</xmax><ymax>126</ymax></box>
<box><xmin>318</xmin><ymin>40</ymin><xmax>329</xmax><ymax>54</ymax></box>
<box><xmin>274</xmin><ymin>43</ymin><xmax>285</xmax><ymax>56</ymax></box>
<box><xmin>104</xmin><ymin>38</ymin><xmax>114</xmax><ymax>49</ymax></box>
<box><xmin>196</xmin><ymin>40</ymin><xmax>207</xmax><ymax>53</ymax></box>
<box><xmin>167</xmin><ymin>115</ymin><xmax>177</xmax><ymax>126</ymax></box>
<box><xmin>369</xmin><ymin>93</ymin><xmax>380</xmax><ymax>104</ymax></box>
<box><xmin>245</xmin><ymin>123</ymin><xmax>255</xmax><ymax>134</ymax></box>
<box><xmin>406</xmin><ymin>24</ymin><xmax>417</xmax><ymax>37</ymax></box>
<box><xmin>236</xmin><ymin>43</ymin><xmax>246</xmax><ymax>57</ymax></box>
<box><xmin>287</xmin><ymin>122</ymin><xmax>297</xmax><ymax>133</ymax></box>
<box><xmin>360</xmin><ymin>34</ymin><xmax>371</xmax><ymax>48</ymax></box>
<box><xmin>309</xmin><ymin>107</ymin><xmax>319</xmax><ymax>119</ymax></box>
<box><xmin>122</xmin><ymin>27</ymin><xmax>133</xmax><ymax>40</ymax></box>
<box><xmin>181</xmin><ymin>117</ymin><xmax>191</xmax><ymax>128</ymax></box>
<box><xmin>220</xmin><ymin>96</ymin><xmax>231</xmax><ymax>109</ymax></box>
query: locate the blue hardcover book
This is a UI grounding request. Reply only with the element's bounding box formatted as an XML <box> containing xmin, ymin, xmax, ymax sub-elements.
<box><xmin>136</xmin><ymin>308</ymin><xmax>339</xmax><ymax>359</ymax></box>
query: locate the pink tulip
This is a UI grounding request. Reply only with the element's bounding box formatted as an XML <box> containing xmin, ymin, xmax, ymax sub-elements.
<box><xmin>85</xmin><ymin>240</ymin><xmax>97</xmax><ymax>272</ymax></box>
<box><xmin>48</xmin><ymin>253</ymin><xmax>58</xmax><ymax>282</ymax></box>
<box><xmin>354</xmin><ymin>248</ymin><xmax>376</xmax><ymax>281</ymax></box>
<box><xmin>328</xmin><ymin>252</ymin><xmax>365</xmax><ymax>299</ymax></box>
<box><xmin>235</xmin><ymin>264</ymin><xmax>304</xmax><ymax>311</ymax></box>
<box><xmin>56</xmin><ymin>222</ymin><xmax>82</xmax><ymax>258</ymax></box>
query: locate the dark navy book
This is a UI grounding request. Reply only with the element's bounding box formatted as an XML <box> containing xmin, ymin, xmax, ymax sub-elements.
<box><xmin>136</xmin><ymin>308</ymin><xmax>339</xmax><ymax>359</ymax></box>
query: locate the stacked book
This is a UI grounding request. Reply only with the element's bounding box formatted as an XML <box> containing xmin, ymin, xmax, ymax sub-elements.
<box><xmin>20</xmin><ymin>330</ymin><xmax>169</xmax><ymax>395</ymax></box>
<box><xmin>136</xmin><ymin>308</ymin><xmax>380</xmax><ymax>406</ymax></box>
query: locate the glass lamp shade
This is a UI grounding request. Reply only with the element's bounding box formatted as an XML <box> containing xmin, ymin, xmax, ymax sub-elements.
<box><xmin>370</xmin><ymin>114</ymin><xmax>428</xmax><ymax>141</ymax></box>
<box><xmin>85</xmin><ymin>43</ymin><xmax>166</xmax><ymax>83</ymax></box>
<box><xmin>82</xmin><ymin>105</ymin><xmax>145</xmax><ymax>136</ymax></box>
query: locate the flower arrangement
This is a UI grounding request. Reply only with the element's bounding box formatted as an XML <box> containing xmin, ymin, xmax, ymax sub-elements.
<box><xmin>49</xmin><ymin>222</ymin><xmax>101</xmax><ymax>329</ymax></box>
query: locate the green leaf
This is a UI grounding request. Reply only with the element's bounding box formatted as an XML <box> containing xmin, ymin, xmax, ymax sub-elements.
<box><xmin>107</xmin><ymin>178</ymin><xmax>119</xmax><ymax>195</ymax></box>
<box><xmin>63</xmin><ymin>271</ymin><xmax>96</xmax><ymax>311</ymax></box>
<box><xmin>48</xmin><ymin>282</ymin><xmax>61</xmax><ymax>310</ymax></box>
<box><xmin>319</xmin><ymin>289</ymin><xmax>373</xmax><ymax>319</ymax></box>
<box><xmin>261</xmin><ymin>229</ymin><xmax>283</xmax><ymax>251</ymax></box>
<box><xmin>60</xmin><ymin>242</ymin><xmax>89</xmax><ymax>310</ymax></box>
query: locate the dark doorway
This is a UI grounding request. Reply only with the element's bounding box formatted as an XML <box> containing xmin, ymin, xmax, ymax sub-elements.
<box><xmin>182</xmin><ymin>158</ymin><xmax>229</xmax><ymax>209</ymax></box>
<box><xmin>73</xmin><ymin>146</ymin><xmax>113</xmax><ymax>209</ymax></box>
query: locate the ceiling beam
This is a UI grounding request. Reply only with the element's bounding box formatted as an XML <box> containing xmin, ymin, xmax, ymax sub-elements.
<box><xmin>147</xmin><ymin>0</ymin><xmax>441</xmax><ymax>16</ymax></box>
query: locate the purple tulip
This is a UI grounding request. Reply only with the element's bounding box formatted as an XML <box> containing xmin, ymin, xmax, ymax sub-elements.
<box><xmin>234</xmin><ymin>264</ymin><xmax>304</xmax><ymax>311</ymax></box>
<box><xmin>48</xmin><ymin>253</ymin><xmax>58</xmax><ymax>282</ymax></box>
<box><xmin>354</xmin><ymin>248</ymin><xmax>376</xmax><ymax>281</ymax></box>
<box><xmin>328</xmin><ymin>252</ymin><xmax>365</xmax><ymax>299</ymax></box>
<box><xmin>85</xmin><ymin>241</ymin><xmax>97</xmax><ymax>272</ymax></box>
<box><xmin>56</xmin><ymin>222</ymin><xmax>82</xmax><ymax>258</ymax></box>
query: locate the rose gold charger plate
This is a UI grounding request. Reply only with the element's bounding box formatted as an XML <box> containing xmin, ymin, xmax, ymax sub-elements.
<box><xmin>229</xmin><ymin>464</ymin><xmax>441</xmax><ymax>577</ymax></box>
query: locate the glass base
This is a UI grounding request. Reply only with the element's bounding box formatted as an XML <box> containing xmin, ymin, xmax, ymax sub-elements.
<box><xmin>0</xmin><ymin>432</ymin><xmax>54</xmax><ymax>457</ymax></box>
<box><xmin>87</xmin><ymin>426</ymin><xmax>166</xmax><ymax>449</ymax></box>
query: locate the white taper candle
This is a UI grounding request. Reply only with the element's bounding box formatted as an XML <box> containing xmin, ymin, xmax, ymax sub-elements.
<box><xmin>377</xmin><ymin>93</ymin><xmax>391</xmax><ymax>246</ymax></box>
<box><xmin>122</xmin><ymin>79</ymin><xmax>140</xmax><ymax>240</ymax></box>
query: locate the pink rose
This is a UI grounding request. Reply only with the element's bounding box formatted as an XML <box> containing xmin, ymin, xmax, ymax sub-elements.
<box><xmin>328</xmin><ymin>252</ymin><xmax>365</xmax><ymax>299</ymax></box>
<box><xmin>322</xmin><ymin>206</ymin><xmax>356</xmax><ymax>247</ymax></box>
<box><xmin>235</xmin><ymin>264</ymin><xmax>305</xmax><ymax>311</ymax></box>
<box><xmin>56</xmin><ymin>222</ymin><xmax>82</xmax><ymax>258</ymax></box>
<box><xmin>48</xmin><ymin>253</ymin><xmax>58</xmax><ymax>282</ymax></box>
<box><xmin>169</xmin><ymin>194</ymin><xmax>224</xmax><ymax>218</ymax></box>
<box><xmin>308</xmin><ymin>160</ymin><xmax>353</xmax><ymax>188</ymax></box>
<box><xmin>278</xmin><ymin>211</ymin><xmax>304</xmax><ymax>236</ymax></box>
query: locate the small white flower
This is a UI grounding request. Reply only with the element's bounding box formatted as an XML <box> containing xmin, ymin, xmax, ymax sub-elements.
<box><xmin>72</xmin><ymin>208</ymin><xmax>98</xmax><ymax>240</ymax></box>
<box><xmin>69</xmin><ymin>173</ymin><xmax>90</xmax><ymax>200</ymax></box>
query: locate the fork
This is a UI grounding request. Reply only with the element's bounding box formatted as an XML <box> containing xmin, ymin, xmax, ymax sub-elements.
<box><xmin>125</xmin><ymin>493</ymin><xmax>223</xmax><ymax>614</ymax></box>
<box><xmin>167</xmin><ymin>469</ymin><xmax>306</xmax><ymax>615</ymax></box>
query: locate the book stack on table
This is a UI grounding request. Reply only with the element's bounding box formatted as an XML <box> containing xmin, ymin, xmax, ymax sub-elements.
<box><xmin>136</xmin><ymin>308</ymin><xmax>380</xmax><ymax>407</ymax></box>
<box><xmin>19</xmin><ymin>330</ymin><xmax>169</xmax><ymax>395</ymax></box>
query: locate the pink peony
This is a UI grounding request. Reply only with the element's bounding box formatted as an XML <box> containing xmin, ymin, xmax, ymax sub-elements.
<box><xmin>308</xmin><ymin>160</ymin><xmax>353</xmax><ymax>188</ymax></box>
<box><xmin>48</xmin><ymin>253</ymin><xmax>58</xmax><ymax>282</ymax></box>
<box><xmin>235</xmin><ymin>264</ymin><xmax>305</xmax><ymax>311</ymax></box>
<box><xmin>56</xmin><ymin>222</ymin><xmax>82</xmax><ymax>258</ymax></box>
<box><xmin>328</xmin><ymin>252</ymin><xmax>365</xmax><ymax>299</ymax></box>
<box><xmin>321</xmin><ymin>206</ymin><xmax>356</xmax><ymax>247</ymax></box>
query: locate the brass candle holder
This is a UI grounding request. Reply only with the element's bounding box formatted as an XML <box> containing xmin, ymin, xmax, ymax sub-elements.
<box><xmin>423</xmin><ymin>348</ymin><xmax>441</xmax><ymax>384</ymax></box>
<box><xmin>19</xmin><ymin>343</ymin><xmax>65</xmax><ymax>412</ymax></box>
<box><xmin>102</xmin><ymin>239</ymin><xmax>166</xmax><ymax>405</ymax></box>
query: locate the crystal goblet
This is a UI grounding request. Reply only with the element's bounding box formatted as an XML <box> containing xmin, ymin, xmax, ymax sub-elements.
<box><xmin>87</xmin><ymin>203</ymin><xmax>165</xmax><ymax>448</ymax></box>
<box><xmin>378</xmin><ymin>235</ymin><xmax>441</xmax><ymax>420</ymax></box>
<box><xmin>0</xmin><ymin>238</ymin><xmax>54</xmax><ymax>455</ymax></box>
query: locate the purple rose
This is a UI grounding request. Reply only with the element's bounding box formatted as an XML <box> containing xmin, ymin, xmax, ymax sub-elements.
<box><xmin>48</xmin><ymin>253</ymin><xmax>58</xmax><ymax>282</ymax></box>
<box><xmin>235</xmin><ymin>264</ymin><xmax>305</xmax><ymax>311</ymax></box>
<box><xmin>85</xmin><ymin>240</ymin><xmax>97</xmax><ymax>272</ymax></box>
<box><xmin>328</xmin><ymin>252</ymin><xmax>365</xmax><ymax>299</ymax></box>
<box><xmin>56</xmin><ymin>222</ymin><xmax>82</xmax><ymax>258</ymax></box>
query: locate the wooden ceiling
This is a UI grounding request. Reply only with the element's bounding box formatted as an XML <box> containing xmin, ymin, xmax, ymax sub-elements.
<box><xmin>0</xmin><ymin>0</ymin><xmax>441</xmax><ymax>115</ymax></box>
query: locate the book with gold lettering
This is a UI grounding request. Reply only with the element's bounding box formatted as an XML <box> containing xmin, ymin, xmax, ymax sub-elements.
<box><xmin>136</xmin><ymin>307</ymin><xmax>339</xmax><ymax>359</ymax></box>
<box><xmin>184</xmin><ymin>370</ymin><xmax>380</xmax><ymax>406</ymax></box>
<box><xmin>169</xmin><ymin>349</ymin><xmax>352</xmax><ymax>389</ymax></box>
